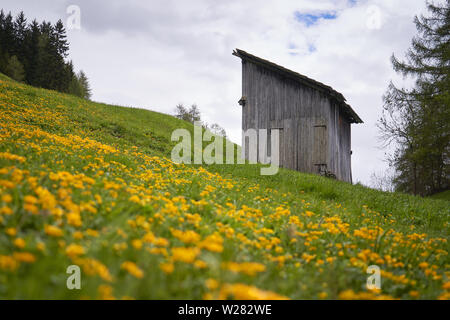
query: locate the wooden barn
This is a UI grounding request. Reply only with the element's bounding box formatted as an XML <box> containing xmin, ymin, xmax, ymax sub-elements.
<box><xmin>233</xmin><ymin>49</ymin><xmax>363</xmax><ymax>182</ymax></box>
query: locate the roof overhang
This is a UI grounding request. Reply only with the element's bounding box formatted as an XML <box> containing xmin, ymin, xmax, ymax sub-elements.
<box><xmin>233</xmin><ymin>48</ymin><xmax>363</xmax><ymax>124</ymax></box>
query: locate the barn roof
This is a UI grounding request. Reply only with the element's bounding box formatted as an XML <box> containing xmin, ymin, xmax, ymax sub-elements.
<box><xmin>233</xmin><ymin>49</ymin><xmax>363</xmax><ymax>124</ymax></box>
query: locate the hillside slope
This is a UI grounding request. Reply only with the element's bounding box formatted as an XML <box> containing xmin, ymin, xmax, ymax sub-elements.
<box><xmin>0</xmin><ymin>73</ymin><xmax>448</xmax><ymax>299</ymax></box>
<box><xmin>430</xmin><ymin>190</ymin><xmax>450</xmax><ymax>201</ymax></box>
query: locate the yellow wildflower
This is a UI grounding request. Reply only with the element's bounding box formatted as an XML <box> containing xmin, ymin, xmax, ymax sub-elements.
<box><xmin>98</xmin><ymin>285</ymin><xmax>115</xmax><ymax>300</ymax></box>
<box><xmin>86</xmin><ymin>229</ymin><xmax>99</xmax><ymax>237</ymax></box>
<box><xmin>219</xmin><ymin>283</ymin><xmax>289</xmax><ymax>300</ymax></box>
<box><xmin>131</xmin><ymin>239</ymin><xmax>143</xmax><ymax>250</ymax></box>
<box><xmin>205</xmin><ymin>278</ymin><xmax>219</xmax><ymax>290</ymax></box>
<box><xmin>65</xmin><ymin>244</ymin><xmax>85</xmax><ymax>257</ymax></box>
<box><xmin>159</xmin><ymin>262</ymin><xmax>174</xmax><ymax>274</ymax></box>
<box><xmin>198</xmin><ymin>233</ymin><xmax>223</xmax><ymax>253</ymax></box>
<box><xmin>121</xmin><ymin>261</ymin><xmax>144</xmax><ymax>278</ymax></box>
<box><xmin>171</xmin><ymin>247</ymin><xmax>200</xmax><ymax>263</ymax></box>
<box><xmin>318</xmin><ymin>292</ymin><xmax>328</xmax><ymax>299</ymax></box>
<box><xmin>45</xmin><ymin>225</ymin><xmax>63</xmax><ymax>237</ymax></box>
<box><xmin>0</xmin><ymin>255</ymin><xmax>19</xmax><ymax>271</ymax></box>
<box><xmin>13</xmin><ymin>252</ymin><xmax>36</xmax><ymax>263</ymax></box>
<box><xmin>0</xmin><ymin>206</ymin><xmax>13</xmax><ymax>215</ymax></box>
<box><xmin>6</xmin><ymin>227</ymin><xmax>17</xmax><ymax>236</ymax></box>
<box><xmin>222</xmin><ymin>262</ymin><xmax>266</xmax><ymax>276</ymax></box>
<box><xmin>171</xmin><ymin>229</ymin><xmax>201</xmax><ymax>244</ymax></box>
<box><xmin>67</xmin><ymin>212</ymin><xmax>82</xmax><ymax>227</ymax></box>
<box><xmin>36</xmin><ymin>242</ymin><xmax>45</xmax><ymax>251</ymax></box>
<box><xmin>73</xmin><ymin>231</ymin><xmax>84</xmax><ymax>240</ymax></box>
<box><xmin>194</xmin><ymin>260</ymin><xmax>207</xmax><ymax>269</ymax></box>
<box><xmin>1</xmin><ymin>194</ymin><xmax>12</xmax><ymax>203</ymax></box>
<box><xmin>13</xmin><ymin>238</ymin><xmax>26</xmax><ymax>249</ymax></box>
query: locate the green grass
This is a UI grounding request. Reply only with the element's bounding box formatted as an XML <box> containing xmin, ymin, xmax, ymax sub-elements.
<box><xmin>0</xmin><ymin>72</ymin><xmax>449</xmax><ymax>300</ymax></box>
<box><xmin>429</xmin><ymin>190</ymin><xmax>450</xmax><ymax>201</ymax></box>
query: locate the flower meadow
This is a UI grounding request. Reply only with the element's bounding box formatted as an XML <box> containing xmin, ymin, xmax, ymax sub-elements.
<box><xmin>0</xmin><ymin>74</ymin><xmax>449</xmax><ymax>299</ymax></box>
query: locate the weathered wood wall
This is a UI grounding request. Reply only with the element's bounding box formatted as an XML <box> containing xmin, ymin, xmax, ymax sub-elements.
<box><xmin>241</xmin><ymin>60</ymin><xmax>353</xmax><ymax>182</ymax></box>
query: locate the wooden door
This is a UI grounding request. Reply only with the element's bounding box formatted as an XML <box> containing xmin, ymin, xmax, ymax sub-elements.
<box><xmin>313</xmin><ymin>121</ymin><xmax>328</xmax><ymax>173</ymax></box>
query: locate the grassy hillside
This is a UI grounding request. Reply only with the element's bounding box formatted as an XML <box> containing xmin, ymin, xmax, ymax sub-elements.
<box><xmin>0</xmin><ymin>73</ymin><xmax>448</xmax><ymax>300</ymax></box>
<box><xmin>429</xmin><ymin>190</ymin><xmax>450</xmax><ymax>201</ymax></box>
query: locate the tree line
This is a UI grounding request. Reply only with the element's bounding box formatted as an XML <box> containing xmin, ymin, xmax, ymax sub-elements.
<box><xmin>0</xmin><ymin>10</ymin><xmax>91</xmax><ymax>99</ymax></box>
<box><xmin>174</xmin><ymin>104</ymin><xmax>227</xmax><ymax>137</ymax></box>
<box><xmin>378</xmin><ymin>0</ymin><xmax>449</xmax><ymax>196</ymax></box>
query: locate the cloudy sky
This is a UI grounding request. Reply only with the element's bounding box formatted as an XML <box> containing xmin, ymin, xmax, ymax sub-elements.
<box><xmin>3</xmin><ymin>0</ymin><xmax>431</xmax><ymax>185</ymax></box>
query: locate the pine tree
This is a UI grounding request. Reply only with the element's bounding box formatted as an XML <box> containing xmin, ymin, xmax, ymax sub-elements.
<box><xmin>0</xmin><ymin>10</ymin><xmax>7</xmax><ymax>71</ymax></box>
<box><xmin>0</xmin><ymin>10</ymin><xmax>5</xmax><ymax>53</ymax></box>
<box><xmin>36</xmin><ymin>20</ymin><xmax>66</xmax><ymax>91</ymax></box>
<box><xmin>379</xmin><ymin>0</ymin><xmax>450</xmax><ymax>195</ymax></box>
<box><xmin>13</xmin><ymin>12</ymin><xmax>27</xmax><ymax>56</ymax></box>
<box><xmin>53</xmin><ymin>20</ymin><xmax>69</xmax><ymax>58</ymax></box>
<box><xmin>48</xmin><ymin>21</ymin><xmax>71</xmax><ymax>92</ymax></box>
<box><xmin>78</xmin><ymin>70</ymin><xmax>92</xmax><ymax>100</ymax></box>
<box><xmin>24</xmin><ymin>19</ymin><xmax>41</xmax><ymax>86</ymax></box>
<box><xmin>68</xmin><ymin>76</ymin><xmax>83</xmax><ymax>98</ymax></box>
<box><xmin>0</xmin><ymin>10</ymin><xmax>5</xmax><ymax>39</ymax></box>
<box><xmin>5</xmin><ymin>55</ymin><xmax>25</xmax><ymax>81</ymax></box>
<box><xmin>2</xmin><ymin>12</ymin><xmax>14</xmax><ymax>55</ymax></box>
<box><xmin>0</xmin><ymin>10</ymin><xmax>91</xmax><ymax>97</ymax></box>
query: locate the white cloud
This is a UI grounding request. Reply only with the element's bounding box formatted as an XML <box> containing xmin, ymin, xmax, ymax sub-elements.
<box><xmin>2</xmin><ymin>0</ymin><xmax>431</xmax><ymax>185</ymax></box>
